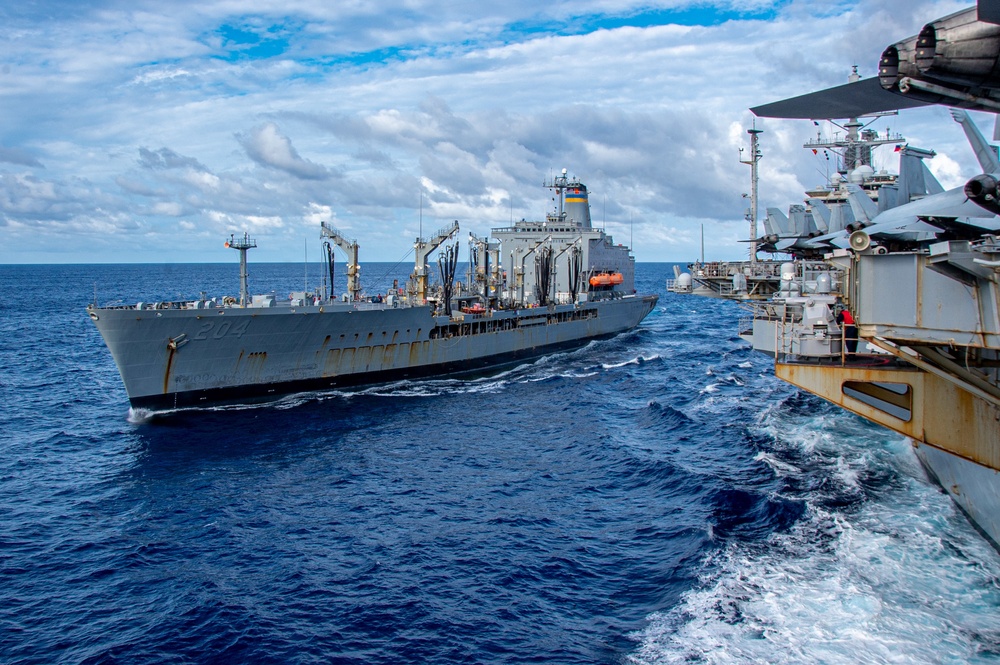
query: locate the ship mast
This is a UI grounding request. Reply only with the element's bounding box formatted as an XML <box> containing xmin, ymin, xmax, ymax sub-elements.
<box><xmin>549</xmin><ymin>168</ymin><xmax>569</xmax><ymax>220</ymax></box>
<box><xmin>225</xmin><ymin>232</ymin><xmax>256</xmax><ymax>307</ymax></box>
<box><xmin>740</xmin><ymin>126</ymin><xmax>763</xmax><ymax>264</ymax></box>
<box><xmin>803</xmin><ymin>68</ymin><xmax>904</xmax><ymax>176</ymax></box>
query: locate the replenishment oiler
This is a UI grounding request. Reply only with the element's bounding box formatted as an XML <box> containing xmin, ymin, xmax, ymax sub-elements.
<box><xmin>88</xmin><ymin>170</ymin><xmax>658</xmax><ymax>412</ymax></box>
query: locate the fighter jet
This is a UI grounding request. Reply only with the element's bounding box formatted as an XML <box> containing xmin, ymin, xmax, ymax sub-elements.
<box><xmin>751</xmin><ymin>0</ymin><xmax>1000</xmax><ymax>251</ymax></box>
<box><xmin>804</xmin><ymin>110</ymin><xmax>1000</xmax><ymax>251</ymax></box>
<box><xmin>752</xmin><ymin>1</ymin><xmax>1000</xmax><ymax>121</ymax></box>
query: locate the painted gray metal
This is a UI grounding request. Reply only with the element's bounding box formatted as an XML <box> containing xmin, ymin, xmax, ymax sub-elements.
<box><xmin>91</xmin><ymin>296</ymin><xmax>656</xmax><ymax>410</ymax></box>
<box><xmin>914</xmin><ymin>441</ymin><xmax>1000</xmax><ymax>548</ymax></box>
<box><xmin>89</xmin><ymin>173</ymin><xmax>657</xmax><ymax>411</ymax></box>
<box><xmin>853</xmin><ymin>243</ymin><xmax>1000</xmax><ymax>348</ymax></box>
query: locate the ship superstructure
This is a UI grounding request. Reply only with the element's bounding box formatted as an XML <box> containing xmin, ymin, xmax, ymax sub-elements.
<box><xmin>672</xmin><ymin>70</ymin><xmax>939</xmax><ymax>300</ymax></box>
<box><xmin>88</xmin><ymin>172</ymin><xmax>657</xmax><ymax>412</ymax></box>
<box><xmin>741</xmin><ymin>110</ymin><xmax>1000</xmax><ymax>546</ymax></box>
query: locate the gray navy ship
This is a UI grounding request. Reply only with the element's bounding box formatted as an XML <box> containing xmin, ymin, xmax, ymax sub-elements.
<box><xmin>88</xmin><ymin>170</ymin><xmax>658</xmax><ymax>412</ymax></box>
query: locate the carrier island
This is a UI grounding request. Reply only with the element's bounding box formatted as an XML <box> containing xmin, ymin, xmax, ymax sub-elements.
<box><xmin>88</xmin><ymin>170</ymin><xmax>658</xmax><ymax>412</ymax></box>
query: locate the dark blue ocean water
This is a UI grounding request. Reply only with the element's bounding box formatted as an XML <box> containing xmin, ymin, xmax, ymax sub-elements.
<box><xmin>2</xmin><ymin>262</ymin><xmax>1000</xmax><ymax>664</ymax></box>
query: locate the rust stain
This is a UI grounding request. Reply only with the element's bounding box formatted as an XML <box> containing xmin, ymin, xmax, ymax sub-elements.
<box><xmin>323</xmin><ymin>348</ymin><xmax>341</xmax><ymax>378</ymax></box>
<box><xmin>245</xmin><ymin>351</ymin><xmax>267</xmax><ymax>381</ymax></box>
<box><xmin>316</xmin><ymin>336</ymin><xmax>333</xmax><ymax>364</ymax></box>
<box><xmin>369</xmin><ymin>345</ymin><xmax>384</xmax><ymax>371</ymax></box>
<box><xmin>164</xmin><ymin>345</ymin><xmax>176</xmax><ymax>394</ymax></box>
<box><xmin>778</xmin><ymin>360</ymin><xmax>1000</xmax><ymax>470</ymax></box>
<box><xmin>340</xmin><ymin>347</ymin><xmax>356</xmax><ymax>373</ymax></box>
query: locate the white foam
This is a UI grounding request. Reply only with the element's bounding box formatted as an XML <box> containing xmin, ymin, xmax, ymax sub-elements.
<box><xmin>601</xmin><ymin>354</ymin><xmax>661</xmax><ymax>370</ymax></box>
<box><xmin>126</xmin><ymin>407</ymin><xmax>155</xmax><ymax>423</ymax></box>
<box><xmin>754</xmin><ymin>451</ymin><xmax>801</xmax><ymax>477</ymax></box>
<box><xmin>628</xmin><ymin>408</ymin><xmax>1000</xmax><ymax>664</ymax></box>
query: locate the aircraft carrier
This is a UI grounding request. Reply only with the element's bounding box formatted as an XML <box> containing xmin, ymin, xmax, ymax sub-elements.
<box><xmin>670</xmin><ymin>75</ymin><xmax>917</xmax><ymax>301</ymax></box>
<box><xmin>88</xmin><ymin>171</ymin><xmax>657</xmax><ymax>412</ymax></box>
<box><xmin>745</xmin><ymin>1</ymin><xmax>1000</xmax><ymax>547</ymax></box>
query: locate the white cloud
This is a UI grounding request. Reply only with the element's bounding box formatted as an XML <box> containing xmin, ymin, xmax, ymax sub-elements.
<box><xmin>238</xmin><ymin>123</ymin><xmax>331</xmax><ymax>180</ymax></box>
<box><xmin>0</xmin><ymin>0</ymin><xmax>986</xmax><ymax>264</ymax></box>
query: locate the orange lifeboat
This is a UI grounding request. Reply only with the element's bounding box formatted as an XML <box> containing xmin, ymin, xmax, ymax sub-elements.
<box><xmin>589</xmin><ymin>272</ymin><xmax>623</xmax><ymax>287</ymax></box>
<box><xmin>460</xmin><ymin>303</ymin><xmax>487</xmax><ymax>314</ymax></box>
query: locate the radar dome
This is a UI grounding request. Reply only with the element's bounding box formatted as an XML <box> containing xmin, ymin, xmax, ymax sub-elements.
<box><xmin>848</xmin><ymin>165</ymin><xmax>875</xmax><ymax>183</ymax></box>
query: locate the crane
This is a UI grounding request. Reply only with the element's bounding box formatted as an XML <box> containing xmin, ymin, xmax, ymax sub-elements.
<box><xmin>411</xmin><ymin>220</ymin><xmax>460</xmax><ymax>303</ymax></box>
<box><xmin>320</xmin><ymin>222</ymin><xmax>361</xmax><ymax>302</ymax></box>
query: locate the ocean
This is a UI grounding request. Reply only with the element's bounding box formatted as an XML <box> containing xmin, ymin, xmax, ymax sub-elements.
<box><xmin>2</xmin><ymin>262</ymin><xmax>999</xmax><ymax>664</ymax></box>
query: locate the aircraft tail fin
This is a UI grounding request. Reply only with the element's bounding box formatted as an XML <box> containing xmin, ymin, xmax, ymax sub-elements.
<box><xmin>949</xmin><ymin>108</ymin><xmax>1000</xmax><ymax>173</ymax></box>
<box><xmin>846</xmin><ymin>184</ymin><xmax>879</xmax><ymax>224</ymax></box>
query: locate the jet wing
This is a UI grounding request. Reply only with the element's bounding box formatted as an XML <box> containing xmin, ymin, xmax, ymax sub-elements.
<box><xmin>751</xmin><ymin>77</ymin><xmax>933</xmax><ymax>119</ymax></box>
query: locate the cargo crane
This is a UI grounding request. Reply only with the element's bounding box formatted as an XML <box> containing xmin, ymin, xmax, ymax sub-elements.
<box><xmin>411</xmin><ymin>220</ymin><xmax>460</xmax><ymax>304</ymax></box>
<box><xmin>320</xmin><ymin>222</ymin><xmax>361</xmax><ymax>302</ymax></box>
<box><xmin>469</xmin><ymin>232</ymin><xmax>502</xmax><ymax>307</ymax></box>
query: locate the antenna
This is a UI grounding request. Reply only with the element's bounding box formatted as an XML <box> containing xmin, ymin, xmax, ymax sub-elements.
<box><xmin>739</xmin><ymin>122</ymin><xmax>763</xmax><ymax>264</ymax></box>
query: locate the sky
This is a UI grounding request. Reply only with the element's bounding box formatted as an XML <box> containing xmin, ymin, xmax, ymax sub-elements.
<box><xmin>0</xmin><ymin>0</ymin><xmax>987</xmax><ymax>264</ymax></box>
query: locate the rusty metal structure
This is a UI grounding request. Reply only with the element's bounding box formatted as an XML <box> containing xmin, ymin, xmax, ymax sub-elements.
<box><xmin>744</xmin><ymin>242</ymin><xmax>1000</xmax><ymax>546</ymax></box>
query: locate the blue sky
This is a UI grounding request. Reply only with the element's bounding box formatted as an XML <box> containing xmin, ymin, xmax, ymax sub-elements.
<box><xmin>0</xmin><ymin>0</ymin><xmax>983</xmax><ymax>264</ymax></box>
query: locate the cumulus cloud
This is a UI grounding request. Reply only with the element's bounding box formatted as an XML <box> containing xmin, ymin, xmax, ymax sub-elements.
<box><xmin>238</xmin><ymin>123</ymin><xmax>331</xmax><ymax>181</ymax></box>
<box><xmin>0</xmin><ymin>0</ymin><xmax>984</xmax><ymax>263</ymax></box>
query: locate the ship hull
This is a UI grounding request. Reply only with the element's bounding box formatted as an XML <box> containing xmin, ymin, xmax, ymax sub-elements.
<box><xmin>913</xmin><ymin>442</ymin><xmax>1000</xmax><ymax>548</ymax></box>
<box><xmin>91</xmin><ymin>296</ymin><xmax>658</xmax><ymax>411</ymax></box>
<box><xmin>773</xmin><ymin>359</ymin><xmax>1000</xmax><ymax>549</ymax></box>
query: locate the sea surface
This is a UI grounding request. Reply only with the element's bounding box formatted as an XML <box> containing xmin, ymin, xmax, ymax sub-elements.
<box><xmin>2</xmin><ymin>261</ymin><xmax>1000</xmax><ymax>664</ymax></box>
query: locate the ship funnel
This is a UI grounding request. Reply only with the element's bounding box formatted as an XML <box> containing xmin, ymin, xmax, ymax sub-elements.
<box><xmin>564</xmin><ymin>181</ymin><xmax>592</xmax><ymax>228</ymax></box>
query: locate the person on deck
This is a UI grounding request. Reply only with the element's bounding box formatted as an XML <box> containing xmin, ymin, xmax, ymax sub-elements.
<box><xmin>836</xmin><ymin>306</ymin><xmax>858</xmax><ymax>355</ymax></box>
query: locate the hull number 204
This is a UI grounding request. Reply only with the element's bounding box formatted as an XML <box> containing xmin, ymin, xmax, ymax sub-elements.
<box><xmin>194</xmin><ymin>319</ymin><xmax>251</xmax><ymax>341</ymax></box>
